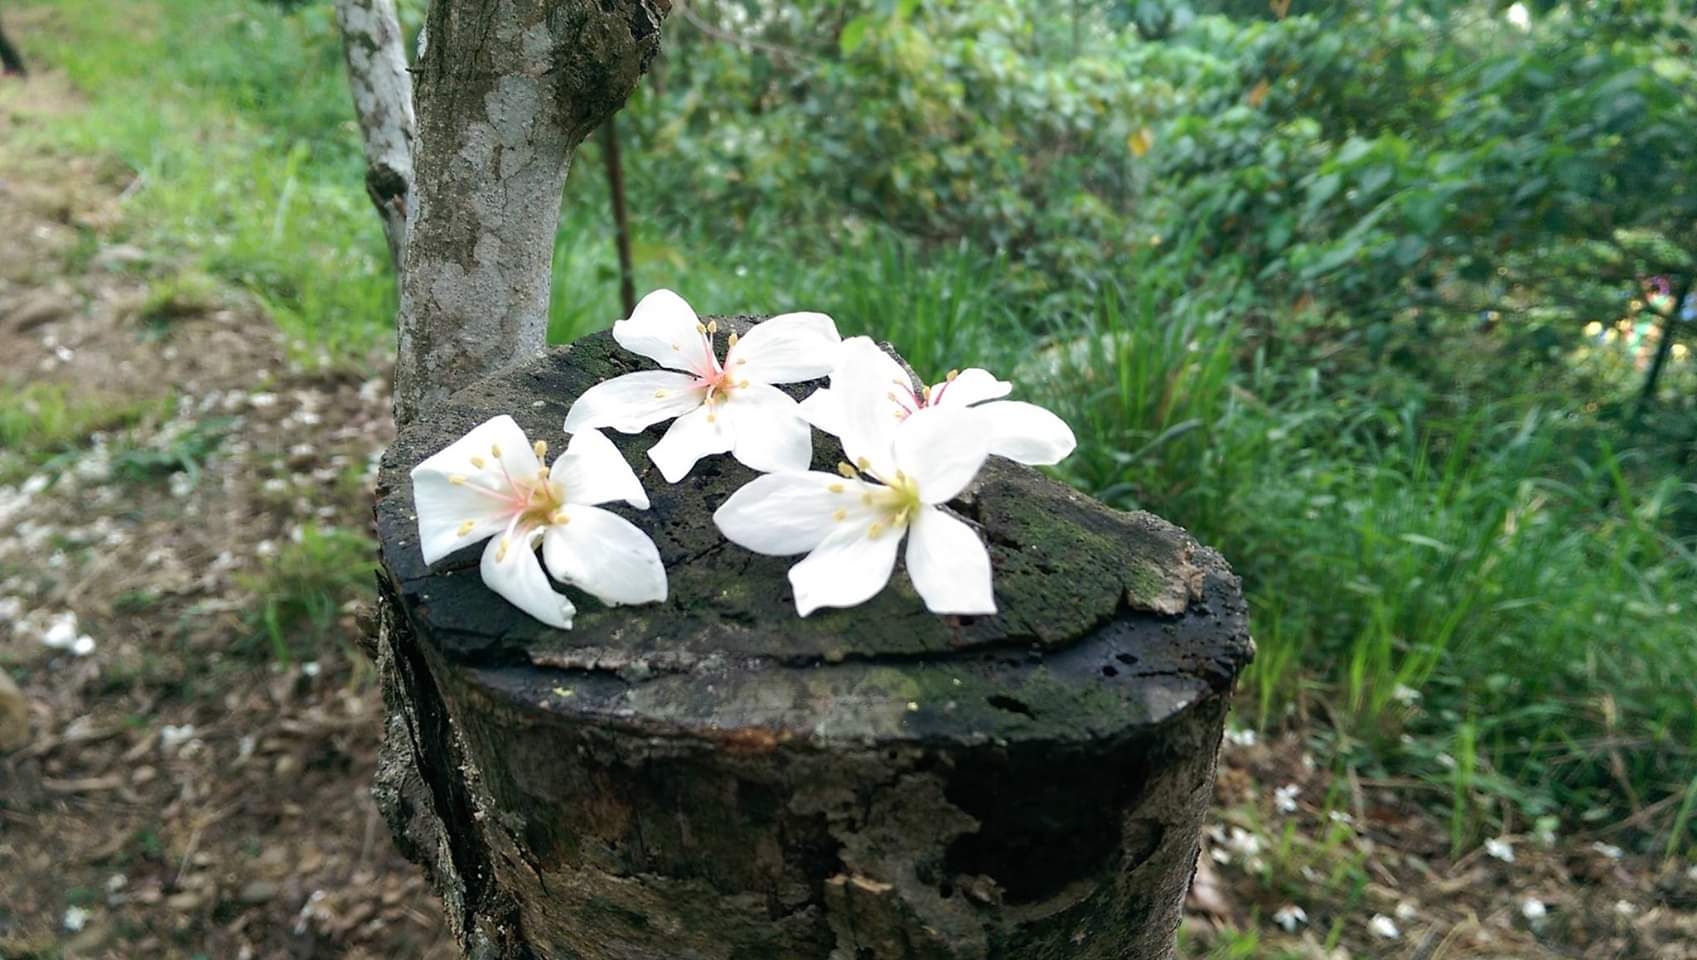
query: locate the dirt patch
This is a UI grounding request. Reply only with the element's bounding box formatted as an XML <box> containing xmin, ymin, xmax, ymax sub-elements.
<box><xmin>0</xmin><ymin>69</ymin><xmax>450</xmax><ymax>960</ymax></box>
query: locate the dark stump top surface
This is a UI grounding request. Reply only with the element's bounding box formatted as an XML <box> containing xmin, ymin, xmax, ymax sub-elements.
<box><xmin>376</xmin><ymin>320</ymin><xmax>1252</xmax><ymax>746</ymax></box>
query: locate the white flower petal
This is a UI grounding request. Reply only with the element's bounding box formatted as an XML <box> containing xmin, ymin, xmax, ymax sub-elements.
<box><xmin>828</xmin><ymin>337</ymin><xmax>914</xmax><ymax>474</ymax></box>
<box><xmin>714</xmin><ymin>471</ymin><xmax>870</xmax><ymax>556</ymax></box>
<box><xmin>411</xmin><ymin>415</ymin><xmax>537</xmax><ymax>564</ymax></box>
<box><xmin>563</xmin><ymin>370</ymin><xmax>702</xmax><ymax>434</ymax></box>
<box><xmin>612</xmin><ymin>288</ymin><xmax>713</xmax><ymax>373</ymax></box>
<box><xmin>411</xmin><ymin>471</ymin><xmax>514</xmax><ymax>564</ymax></box>
<box><xmin>788</xmin><ymin>521</ymin><xmax>901</xmax><ymax>616</ymax></box>
<box><xmin>647</xmin><ymin>405</ymin><xmax>732</xmax><ymax>483</ymax></box>
<box><xmin>893</xmin><ymin>406</ymin><xmax>991</xmax><ymax>504</ymax></box>
<box><xmin>541</xmin><ymin>505</ymin><xmax>667</xmax><ymax>606</ymax></box>
<box><xmin>553</xmin><ymin>428</ymin><xmax>649</xmax><ymax>509</ymax></box>
<box><xmin>415</xmin><ymin>414</ymin><xmax>541</xmax><ymax>479</ymax></box>
<box><xmin>480</xmin><ymin>528</ymin><xmax>575</xmax><ymax>629</ymax></box>
<box><xmin>930</xmin><ymin>368</ymin><xmax>1011</xmax><ymax>408</ymax></box>
<box><xmin>905</xmin><ymin>507</ymin><xmax>996</xmax><ymax>615</ymax></box>
<box><xmin>978</xmin><ymin>400</ymin><xmax>1077</xmax><ymax>465</ymax></box>
<box><xmin>724</xmin><ymin>382</ymin><xmax>813</xmax><ymax>474</ymax></box>
<box><xmin>797</xmin><ymin>387</ymin><xmax>844</xmax><ymax>437</ymax></box>
<box><xmin>726</xmin><ymin>311</ymin><xmax>842</xmax><ymax>384</ymax></box>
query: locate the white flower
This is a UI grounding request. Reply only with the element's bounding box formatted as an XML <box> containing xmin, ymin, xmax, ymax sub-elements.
<box><xmin>1522</xmin><ymin>897</ymin><xmax>1548</xmax><ymax>921</ymax></box>
<box><xmin>1485</xmin><ymin>836</ymin><xmax>1515</xmax><ymax>863</ymax></box>
<box><xmin>411</xmin><ymin>415</ymin><xmax>665</xmax><ymax>629</ymax></box>
<box><xmin>1274</xmin><ymin>783</ymin><xmax>1300</xmax><ymax>814</ymax></box>
<box><xmin>563</xmin><ymin>289</ymin><xmax>841</xmax><ymax>482</ymax></box>
<box><xmin>714</xmin><ymin>341</ymin><xmax>996</xmax><ymax>616</ymax></box>
<box><xmin>799</xmin><ymin>343</ymin><xmax>1075</xmax><ymax>466</ymax></box>
<box><xmin>1591</xmin><ymin>841</ymin><xmax>1623</xmax><ymax>860</ymax></box>
<box><xmin>1368</xmin><ymin>914</ymin><xmax>1400</xmax><ymax>940</ymax></box>
<box><xmin>63</xmin><ymin>905</ymin><xmax>90</xmax><ymax>933</ymax></box>
<box><xmin>1272</xmin><ymin>905</ymin><xmax>1307</xmax><ymax>932</ymax></box>
<box><xmin>1223</xmin><ymin>726</ymin><xmax>1257</xmax><ymax>748</ymax></box>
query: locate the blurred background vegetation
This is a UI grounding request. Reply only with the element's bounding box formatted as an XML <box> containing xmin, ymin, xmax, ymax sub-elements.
<box><xmin>16</xmin><ymin>0</ymin><xmax>1696</xmax><ymax>861</ymax></box>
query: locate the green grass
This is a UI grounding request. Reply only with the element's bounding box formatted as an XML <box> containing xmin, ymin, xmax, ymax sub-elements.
<box><xmin>0</xmin><ymin>383</ymin><xmax>160</xmax><ymax>482</ymax></box>
<box><xmin>240</xmin><ymin>524</ymin><xmax>377</xmax><ymax>662</ymax></box>
<box><xmin>13</xmin><ymin>0</ymin><xmax>1697</xmax><ymax>854</ymax></box>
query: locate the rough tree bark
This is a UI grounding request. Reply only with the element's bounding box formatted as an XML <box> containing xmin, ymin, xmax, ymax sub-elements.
<box><xmin>371</xmin><ymin>328</ymin><xmax>1254</xmax><ymax>959</ymax></box>
<box><xmin>334</xmin><ymin>0</ymin><xmax>415</xmax><ymax>271</ymax></box>
<box><xmin>391</xmin><ymin>0</ymin><xmax>667</xmax><ymax>426</ymax></box>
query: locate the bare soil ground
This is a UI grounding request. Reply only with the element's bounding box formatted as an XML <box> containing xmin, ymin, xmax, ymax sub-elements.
<box><xmin>1</xmin><ymin>62</ymin><xmax>1693</xmax><ymax>960</ymax></box>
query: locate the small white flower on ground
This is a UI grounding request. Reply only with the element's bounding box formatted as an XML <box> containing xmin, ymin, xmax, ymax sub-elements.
<box><xmin>563</xmin><ymin>289</ymin><xmax>841</xmax><ymax>482</ymax></box>
<box><xmin>1274</xmin><ymin>783</ymin><xmax>1300</xmax><ymax>814</ymax></box>
<box><xmin>1613</xmin><ymin>899</ymin><xmax>1636</xmax><ymax>916</ymax></box>
<box><xmin>411</xmin><ymin>415</ymin><xmax>665</xmax><ymax>629</ymax></box>
<box><xmin>1521</xmin><ymin>897</ymin><xmax>1547</xmax><ymax>921</ymax></box>
<box><xmin>1591</xmin><ymin>841</ymin><xmax>1624</xmax><ymax>860</ymax></box>
<box><xmin>715</xmin><ymin>340</ymin><xmax>997</xmax><ymax>616</ymax></box>
<box><xmin>1368</xmin><ymin>914</ymin><xmax>1400</xmax><ymax>940</ymax></box>
<box><xmin>1395</xmin><ymin>901</ymin><xmax>1418</xmax><ymax>922</ymax></box>
<box><xmin>1392</xmin><ymin>683</ymin><xmax>1421</xmax><ymax>705</ymax></box>
<box><xmin>41</xmin><ymin>612</ymin><xmax>96</xmax><ymax>656</ymax></box>
<box><xmin>1485</xmin><ymin>836</ymin><xmax>1516</xmax><ymax>863</ymax></box>
<box><xmin>1272</xmin><ymin>905</ymin><xmax>1307</xmax><ymax>932</ymax></box>
<box><xmin>1223</xmin><ymin>726</ymin><xmax>1257</xmax><ymax>748</ymax></box>
<box><xmin>1505</xmin><ymin>1</ymin><xmax>1531</xmax><ymax>31</ymax></box>
<box><xmin>1225</xmin><ymin>827</ymin><xmax>1262</xmax><ymax>858</ymax></box>
<box><xmin>799</xmin><ymin>343</ymin><xmax>1075</xmax><ymax>466</ymax></box>
<box><xmin>63</xmin><ymin>905</ymin><xmax>90</xmax><ymax>933</ymax></box>
<box><xmin>160</xmin><ymin>724</ymin><xmax>197</xmax><ymax>754</ymax></box>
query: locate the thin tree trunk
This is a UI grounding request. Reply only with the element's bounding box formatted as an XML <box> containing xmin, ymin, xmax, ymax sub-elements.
<box><xmin>0</xmin><ymin>11</ymin><xmax>25</xmax><ymax>76</ymax></box>
<box><xmin>1629</xmin><ymin>276</ymin><xmax>1690</xmax><ymax>432</ymax></box>
<box><xmin>391</xmin><ymin>0</ymin><xmax>667</xmax><ymax>427</ymax></box>
<box><xmin>334</xmin><ymin>0</ymin><xmax>414</xmax><ymax>273</ymax></box>
<box><xmin>601</xmin><ymin>115</ymin><xmax>637</xmax><ymax>317</ymax></box>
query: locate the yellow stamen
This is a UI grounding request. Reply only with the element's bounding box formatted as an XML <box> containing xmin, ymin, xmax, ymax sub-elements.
<box><xmin>533</xmin><ymin>439</ymin><xmax>547</xmax><ymax>458</ymax></box>
<box><xmin>706</xmin><ymin>413</ymin><xmax>716</xmax><ymax>423</ymax></box>
<box><xmin>837</xmin><ymin>462</ymin><xmax>857</xmax><ymax>479</ymax></box>
<box><xmin>551</xmin><ymin>511</ymin><xmax>569</xmax><ymax>525</ymax></box>
<box><xmin>737</xmin><ymin>357</ymin><xmax>748</xmax><ymax>366</ymax></box>
<box><xmin>456</xmin><ymin>520</ymin><xmax>475</xmax><ymax>537</ymax></box>
<box><xmin>922</xmin><ymin>384</ymin><xmax>933</xmax><ymax>400</ymax></box>
<box><xmin>654</xmin><ymin>389</ymin><xmax>669</xmax><ymax>398</ymax></box>
<box><xmin>696</xmin><ymin>322</ymin><xmax>707</xmax><ymax>334</ymax></box>
<box><xmin>738</xmin><ymin>379</ymin><xmax>750</xmax><ymax>389</ymax></box>
<box><xmin>470</xmin><ymin>455</ymin><xmax>486</xmax><ymax>469</ymax></box>
<box><xmin>828</xmin><ymin>483</ymin><xmax>845</xmax><ymax>494</ymax></box>
<box><xmin>727</xmin><ymin>332</ymin><xmax>739</xmax><ymax>347</ymax></box>
<box><xmin>833</xmin><ymin>509</ymin><xmax>847</xmax><ymax>522</ymax></box>
<box><xmin>496</xmin><ymin>536</ymin><xmax>511</xmax><ymax>562</ymax></box>
<box><xmin>861</xmin><ymin>493</ymin><xmax>874</xmax><ymax>506</ymax></box>
<box><xmin>491</xmin><ymin>443</ymin><xmax>503</xmax><ymax>458</ymax></box>
<box><xmin>707</xmin><ymin>320</ymin><xmax>718</xmax><ymax>334</ymax></box>
<box><xmin>448</xmin><ymin>474</ymin><xmax>468</xmax><ymax>486</ymax></box>
<box><xmin>946</xmin><ymin>369</ymin><xmax>959</xmax><ymax>381</ymax></box>
<box><xmin>868</xmin><ymin>522</ymin><xmax>885</xmax><ymax>539</ymax></box>
<box><xmin>536</xmin><ymin>466</ymin><xmax>549</xmax><ymax>479</ymax></box>
<box><xmin>855</xmin><ymin>457</ymin><xmax>871</xmax><ymax>471</ymax></box>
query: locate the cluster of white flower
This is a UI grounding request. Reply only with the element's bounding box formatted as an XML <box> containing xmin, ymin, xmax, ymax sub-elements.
<box><xmin>412</xmin><ymin>289</ymin><xmax>1076</xmax><ymax>627</ymax></box>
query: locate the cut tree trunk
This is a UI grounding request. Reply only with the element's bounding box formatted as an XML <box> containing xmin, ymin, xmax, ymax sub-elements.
<box><xmin>392</xmin><ymin>0</ymin><xmax>667</xmax><ymax>427</ymax></box>
<box><xmin>372</xmin><ymin>324</ymin><xmax>1254</xmax><ymax>959</ymax></box>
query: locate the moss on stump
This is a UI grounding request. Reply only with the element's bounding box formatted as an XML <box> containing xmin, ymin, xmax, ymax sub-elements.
<box><xmin>372</xmin><ymin>320</ymin><xmax>1253</xmax><ymax>960</ymax></box>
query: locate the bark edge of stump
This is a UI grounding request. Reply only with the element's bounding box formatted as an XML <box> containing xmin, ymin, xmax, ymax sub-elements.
<box><xmin>372</xmin><ymin>321</ymin><xmax>1254</xmax><ymax>960</ymax></box>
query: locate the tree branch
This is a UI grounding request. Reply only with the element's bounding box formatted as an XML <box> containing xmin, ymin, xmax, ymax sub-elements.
<box><xmin>335</xmin><ymin>0</ymin><xmax>416</xmax><ymax>273</ymax></box>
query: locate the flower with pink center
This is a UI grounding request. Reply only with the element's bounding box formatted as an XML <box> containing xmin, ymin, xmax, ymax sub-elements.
<box><xmin>714</xmin><ymin>339</ymin><xmax>1002</xmax><ymax>617</ymax></box>
<box><xmin>799</xmin><ymin>337</ymin><xmax>1075</xmax><ymax>466</ymax></box>
<box><xmin>563</xmin><ymin>289</ymin><xmax>842</xmax><ymax>482</ymax></box>
<box><xmin>411</xmin><ymin>415</ymin><xmax>665</xmax><ymax>629</ymax></box>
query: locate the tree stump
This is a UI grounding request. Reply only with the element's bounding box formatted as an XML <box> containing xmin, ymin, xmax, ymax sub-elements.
<box><xmin>372</xmin><ymin>320</ymin><xmax>1253</xmax><ymax>960</ymax></box>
